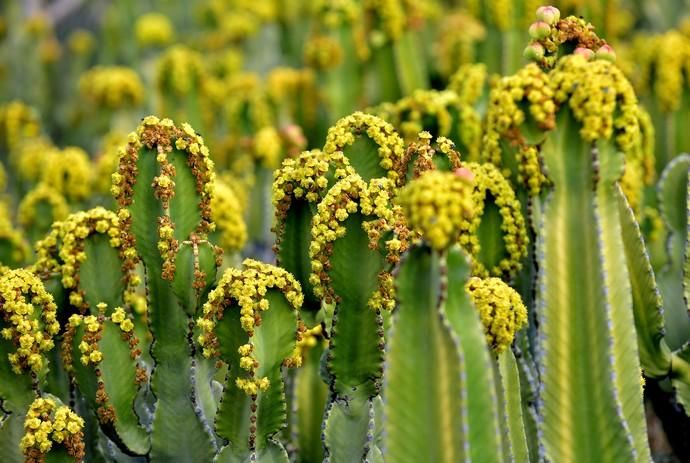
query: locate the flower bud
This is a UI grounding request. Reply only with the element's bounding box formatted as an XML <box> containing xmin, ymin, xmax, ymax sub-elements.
<box><xmin>536</xmin><ymin>6</ymin><xmax>560</xmax><ymax>25</ymax></box>
<box><xmin>523</xmin><ymin>43</ymin><xmax>545</xmax><ymax>61</ymax></box>
<box><xmin>594</xmin><ymin>44</ymin><xmax>616</xmax><ymax>62</ymax></box>
<box><xmin>573</xmin><ymin>47</ymin><xmax>595</xmax><ymax>60</ymax></box>
<box><xmin>528</xmin><ymin>21</ymin><xmax>551</xmax><ymax>40</ymax></box>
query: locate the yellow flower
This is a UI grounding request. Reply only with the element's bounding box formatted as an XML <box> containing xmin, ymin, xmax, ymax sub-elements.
<box><xmin>465</xmin><ymin>277</ymin><xmax>527</xmax><ymax>353</ymax></box>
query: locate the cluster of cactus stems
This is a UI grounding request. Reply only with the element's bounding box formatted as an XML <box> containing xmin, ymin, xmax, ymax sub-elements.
<box><xmin>3</xmin><ymin>1</ymin><xmax>690</xmax><ymax>462</ymax></box>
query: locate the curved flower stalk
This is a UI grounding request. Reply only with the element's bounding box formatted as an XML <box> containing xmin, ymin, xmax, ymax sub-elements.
<box><xmin>0</xmin><ymin>269</ymin><xmax>59</xmax><ymax>461</ymax></box>
<box><xmin>196</xmin><ymin>259</ymin><xmax>304</xmax><ymax>462</ymax></box>
<box><xmin>20</xmin><ymin>396</ymin><xmax>85</xmax><ymax>463</ymax></box>
<box><xmin>534</xmin><ymin>54</ymin><xmax>651</xmax><ymax>462</ymax></box>
<box><xmin>113</xmin><ymin>116</ymin><xmax>219</xmax><ymax>461</ymax></box>
<box><xmin>311</xmin><ymin>174</ymin><xmax>408</xmax><ymax>461</ymax></box>
<box><xmin>387</xmin><ymin>169</ymin><xmax>529</xmax><ymax>462</ymax></box>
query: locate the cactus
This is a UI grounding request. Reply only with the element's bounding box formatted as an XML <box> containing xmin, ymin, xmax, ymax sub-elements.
<box><xmin>4</xmin><ymin>2</ymin><xmax>690</xmax><ymax>461</ymax></box>
<box><xmin>533</xmin><ymin>54</ymin><xmax>651</xmax><ymax>461</ymax></box>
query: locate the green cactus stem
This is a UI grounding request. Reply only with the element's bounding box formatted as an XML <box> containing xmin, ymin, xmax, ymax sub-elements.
<box><xmin>536</xmin><ymin>55</ymin><xmax>650</xmax><ymax>461</ymax></box>
<box><xmin>196</xmin><ymin>259</ymin><xmax>303</xmax><ymax>462</ymax></box>
<box><xmin>113</xmin><ymin>116</ymin><xmax>217</xmax><ymax>461</ymax></box>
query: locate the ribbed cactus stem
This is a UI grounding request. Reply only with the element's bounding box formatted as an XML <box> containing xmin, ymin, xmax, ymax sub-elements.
<box><xmin>536</xmin><ymin>55</ymin><xmax>650</xmax><ymax>462</ymax></box>
<box><xmin>113</xmin><ymin>116</ymin><xmax>216</xmax><ymax>461</ymax></box>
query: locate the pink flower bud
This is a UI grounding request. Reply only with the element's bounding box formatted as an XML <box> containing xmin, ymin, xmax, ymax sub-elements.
<box><xmin>536</xmin><ymin>6</ymin><xmax>560</xmax><ymax>25</ymax></box>
<box><xmin>454</xmin><ymin>167</ymin><xmax>475</xmax><ymax>182</ymax></box>
<box><xmin>573</xmin><ymin>47</ymin><xmax>595</xmax><ymax>60</ymax></box>
<box><xmin>594</xmin><ymin>44</ymin><xmax>616</xmax><ymax>62</ymax></box>
<box><xmin>529</xmin><ymin>21</ymin><xmax>551</xmax><ymax>40</ymax></box>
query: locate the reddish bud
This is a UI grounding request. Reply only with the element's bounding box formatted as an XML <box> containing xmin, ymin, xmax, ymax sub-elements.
<box><xmin>536</xmin><ymin>6</ymin><xmax>560</xmax><ymax>25</ymax></box>
<box><xmin>594</xmin><ymin>44</ymin><xmax>616</xmax><ymax>62</ymax></box>
<box><xmin>528</xmin><ymin>21</ymin><xmax>551</xmax><ymax>40</ymax></box>
<box><xmin>573</xmin><ymin>47</ymin><xmax>595</xmax><ymax>60</ymax></box>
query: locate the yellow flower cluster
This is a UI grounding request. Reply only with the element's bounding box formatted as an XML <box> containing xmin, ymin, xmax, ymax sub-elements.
<box><xmin>309</xmin><ymin>175</ymin><xmax>404</xmax><ymax>310</ymax></box>
<box><xmin>0</xmin><ymin>101</ymin><xmax>41</xmax><ymax>152</ymax></box>
<box><xmin>42</xmin><ymin>147</ymin><xmax>93</xmax><ymax>201</ymax></box>
<box><xmin>482</xmin><ymin>64</ymin><xmax>554</xmax><ymax>195</ymax></box>
<box><xmin>398</xmin><ymin>170</ymin><xmax>474</xmax><ymax>250</ymax></box>
<box><xmin>323</xmin><ymin>112</ymin><xmax>404</xmax><ymax>183</ymax></box>
<box><xmin>459</xmin><ymin>162</ymin><xmax>528</xmax><ymax>279</ymax></box>
<box><xmin>0</xmin><ymin>160</ymin><xmax>5</xmax><ymax>191</ymax></box>
<box><xmin>291</xmin><ymin>323</ymin><xmax>323</xmax><ymax>361</ymax></box>
<box><xmin>447</xmin><ymin>63</ymin><xmax>488</xmax><ymax>107</ymax></box>
<box><xmin>272</xmin><ymin>149</ymin><xmax>351</xmax><ymax>207</ymax></box>
<box><xmin>628</xmin><ymin>31</ymin><xmax>690</xmax><ymax>113</ymax></box>
<box><xmin>67</xmin><ymin>29</ymin><xmax>95</xmax><ymax>56</ymax></box>
<box><xmin>465</xmin><ymin>276</ymin><xmax>527</xmax><ymax>354</ymax></box>
<box><xmin>550</xmin><ymin>55</ymin><xmax>640</xmax><ymax>154</ymax></box>
<box><xmin>43</xmin><ymin>207</ymin><xmax>139</xmax><ymax>312</ymax></box>
<box><xmin>304</xmin><ymin>35</ymin><xmax>344</xmax><ymax>70</ymax></box>
<box><xmin>434</xmin><ymin>14</ymin><xmax>485</xmax><ymax>78</ymax></box>
<box><xmin>135</xmin><ymin>12</ymin><xmax>174</xmax><ymax>47</ymax></box>
<box><xmin>0</xmin><ymin>268</ymin><xmax>59</xmax><ymax>374</ymax></box>
<box><xmin>20</xmin><ymin>397</ymin><xmax>85</xmax><ymax>461</ymax></box>
<box><xmin>156</xmin><ymin>45</ymin><xmax>205</xmax><ymax>97</ymax></box>
<box><xmin>223</xmin><ymin>73</ymin><xmax>273</xmax><ymax>136</ymax></box>
<box><xmin>79</xmin><ymin>66</ymin><xmax>144</xmax><ymax>109</ymax></box>
<box><xmin>76</xmin><ymin>314</ymin><xmax>104</xmax><ymax>366</ymax></box>
<box><xmin>253</xmin><ymin>126</ymin><xmax>283</xmax><ymax>169</ymax></box>
<box><xmin>197</xmin><ymin>259</ymin><xmax>303</xmax><ymax>395</ymax></box>
<box><xmin>211</xmin><ymin>177</ymin><xmax>247</xmax><ymax>253</ymax></box>
<box><xmin>18</xmin><ymin>183</ymin><xmax>69</xmax><ymax>229</ymax></box>
<box><xmin>365</xmin><ymin>0</ymin><xmax>406</xmax><ymax>41</ymax></box>
<box><xmin>114</xmin><ymin>116</ymin><xmax>216</xmax><ymax>280</ymax></box>
<box><xmin>395</xmin><ymin>132</ymin><xmax>461</xmax><ymax>180</ymax></box>
<box><xmin>266</xmin><ymin>67</ymin><xmax>316</xmax><ymax>107</ymax></box>
<box><xmin>272</xmin><ymin>149</ymin><xmax>354</xmax><ymax>259</ymax></box>
<box><xmin>0</xmin><ymin>201</ymin><xmax>29</xmax><ymax>264</ymax></box>
<box><xmin>10</xmin><ymin>137</ymin><xmax>54</xmax><ymax>183</ymax></box>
